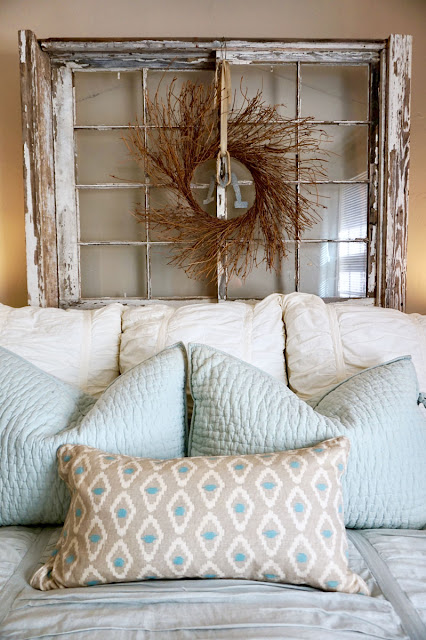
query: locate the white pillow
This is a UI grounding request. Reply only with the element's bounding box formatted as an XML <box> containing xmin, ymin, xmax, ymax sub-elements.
<box><xmin>282</xmin><ymin>292</ymin><xmax>426</xmax><ymax>399</ymax></box>
<box><xmin>0</xmin><ymin>303</ymin><xmax>123</xmax><ymax>396</ymax></box>
<box><xmin>120</xmin><ymin>293</ymin><xmax>286</xmax><ymax>383</ymax></box>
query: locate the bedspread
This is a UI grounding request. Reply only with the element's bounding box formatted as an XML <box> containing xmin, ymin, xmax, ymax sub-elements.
<box><xmin>0</xmin><ymin>526</ymin><xmax>425</xmax><ymax>640</ymax></box>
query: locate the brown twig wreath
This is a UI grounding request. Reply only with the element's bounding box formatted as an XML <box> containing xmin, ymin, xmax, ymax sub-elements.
<box><xmin>125</xmin><ymin>77</ymin><xmax>328</xmax><ymax>282</ymax></box>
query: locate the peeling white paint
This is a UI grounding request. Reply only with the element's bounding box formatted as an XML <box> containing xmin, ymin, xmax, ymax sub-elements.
<box><xmin>384</xmin><ymin>34</ymin><xmax>412</xmax><ymax>311</ymax></box>
<box><xmin>368</xmin><ymin>225</ymin><xmax>377</xmax><ymax>294</ymax></box>
<box><xmin>53</xmin><ymin>66</ymin><xmax>80</xmax><ymax>304</ymax></box>
<box><xmin>19</xmin><ymin>30</ymin><xmax>26</xmax><ymax>63</ymax></box>
<box><xmin>23</xmin><ymin>142</ymin><xmax>40</xmax><ymax>306</ymax></box>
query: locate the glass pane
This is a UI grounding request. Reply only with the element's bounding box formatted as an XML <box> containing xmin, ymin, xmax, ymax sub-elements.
<box><xmin>75</xmin><ymin>130</ymin><xmax>144</xmax><ymax>184</ymax></box>
<box><xmin>300</xmin><ymin>183</ymin><xmax>368</xmax><ymax>240</ymax></box>
<box><xmin>191</xmin><ymin>184</ymin><xmax>216</xmax><ymax>219</ymax></box>
<box><xmin>150</xmin><ymin>244</ymin><xmax>217</xmax><ymax>297</ymax></box>
<box><xmin>146</xmin><ymin>70</ymin><xmax>215</xmax><ymax>110</ymax></box>
<box><xmin>301</xmin><ymin>125</ymin><xmax>368</xmax><ymax>181</ymax></box>
<box><xmin>80</xmin><ymin>246</ymin><xmax>147</xmax><ymax>298</ymax></box>
<box><xmin>230</xmin><ymin>65</ymin><xmax>297</xmax><ymax>118</ymax></box>
<box><xmin>79</xmin><ymin>189</ymin><xmax>145</xmax><ymax>242</ymax></box>
<box><xmin>300</xmin><ymin>65</ymin><xmax>369</xmax><ymax>121</ymax></box>
<box><xmin>74</xmin><ymin>71</ymin><xmax>143</xmax><ymax>126</ymax></box>
<box><xmin>299</xmin><ymin>242</ymin><xmax>366</xmax><ymax>298</ymax></box>
<box><xmin>227</xmin><ymin>245</ymin><xmax>296</xmax><ymax>299</ymax></box>
<box><xmin>147</xmin><ymin>187</ymin><xmax>182</xmax><ymax>241</ymax></box>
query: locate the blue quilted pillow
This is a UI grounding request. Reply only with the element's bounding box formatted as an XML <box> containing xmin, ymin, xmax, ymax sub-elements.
<box><xmin>0</xmin><ymin>344</ymin><xmax>187</xmax><ymax>526</ymax></box>
<box><xmin>189</xmin><ymin>344</ymin><xmax>426</xmax><ymax>529</ymax></box>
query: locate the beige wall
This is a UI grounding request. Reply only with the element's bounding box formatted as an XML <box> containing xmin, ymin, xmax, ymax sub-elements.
<box><xmin>0</xmin><ymin>0</ymin><xmax>425</xmax><ymax>311</ymax></box>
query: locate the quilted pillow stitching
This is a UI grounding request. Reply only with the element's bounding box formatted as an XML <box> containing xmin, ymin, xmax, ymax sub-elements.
<box><xmin>0</xmin><ymin>344</ymin><xmax>187</xmax><ymax>526</ymax></box>
<box><xmin>188</xmin><ymin>344</ymin><xmax>426</xmax><ymax>529</ymax></box>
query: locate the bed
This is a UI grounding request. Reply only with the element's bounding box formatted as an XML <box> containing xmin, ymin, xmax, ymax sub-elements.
<box><xmin>0</xmin><ymin>293</ymin><xmax>425</xmax><ymax>640</ymax></box>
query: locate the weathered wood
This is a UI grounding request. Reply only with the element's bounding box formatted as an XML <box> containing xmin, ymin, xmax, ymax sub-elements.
<box><xmin>295</xmin><ymin>62</ymin><xmax>301</xmax><ymax>293</ymax></box>
<box><xmin>64</xmin><ymin>57</ymin><xmax>215</xmax><ymax>71</ymax></box>
<box><xmin>383</xmin><ymin>35</ymin><xmax>412</xmax><ymax>311</ymax></box>
<box><xmin>216</xmin><ymin>183</ymin><xmax>227</xmax><ymax>301</ymax></box>
<box><xmin>367</xmin><ymin>61</ymin><xmax>380</xmax><ymax>298</ymax></box>
<box><xmin>80</xmin><ymin>238</ymin><xmax>368</xmax><ymax>245</ymax></box>
<box><xmin>64</xmin><ymin>295</ymin><xmax>375</xmax><ymax>310</ymax></box>
<box><xmin>19</xmin><ymin>30</ymin><xmax>58</xmax><ymax>307</ymax></box>
<box><xmin>77</xmin><ymin>182</ymin><xmax>233</xmax><ymax>189</ymax></box>
<box><xmin>40</xmin><ymin>38</ymin><xmax>385</xmax><ymax>54</ymax></box>
<box><xmin>79</xmin><ymin>241</ymin><xmax>149</xmax><ymax>245</ymax></box>
<box><xmin>222</xmin><ymin>51</ymin><xmax>379</xmax><ymax>64</ymax></box>
<box><xmin>142</xmin><ymin>68</ymin><xmax>152</xmax><ymax>300</ymax></box>
<box><xmin>52</xmin><ymin>64</ymin><xmax>80</xmax><ymax>305</ymax></box>
<box><xmin>216</xmin><ymin>52</ymin><xmax>228</xmax><ymax>301</ymax></box>
<box><xmin>77</xmin><ymin>183</ymin><xmax>147</xmax><ymax>188</ymax></box>
<box><xmin>39</xmin><ymin>39</ymin><xmax>383</xmax><ymax>70</ymax></box>
<box><xmin>43</xmin><ymin>52</ymin><xmax>379</xmax><ymax>69</ymax></box>
<box><xmin>75</xmin><ymin>179</ymin><xmax>370</xmax><ymax>189</ymax></box>
<box><xmin>375</xmin><ymin>48</ymin><xmax>388</xmax><ymax>306</ymax></box>
<box><xmin>20</xmin><ymin>34</ymin><xmax>410</xmax><ymax>308</ymax></box>
<box><xmin>73</xmin><ymin>120</ymin><xmax>371</xmax><ymax>127</ymax></box>
<box><xmin>63</xmin><ymin>298</ymin><xmax>218</xmax><ymax>309</ymax></box>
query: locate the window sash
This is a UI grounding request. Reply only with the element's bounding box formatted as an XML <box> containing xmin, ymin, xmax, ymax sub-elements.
<box><xmin>20</xmin><ymin>34</ymin><xmax>411</xmax><ymax>310</ymax></box>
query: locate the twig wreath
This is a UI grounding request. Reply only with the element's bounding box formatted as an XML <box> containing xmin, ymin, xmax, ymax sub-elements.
<box><xmin>125</xmin><ymin>66</ymin><xmax>327</xmax><ymax>283</ymax></box>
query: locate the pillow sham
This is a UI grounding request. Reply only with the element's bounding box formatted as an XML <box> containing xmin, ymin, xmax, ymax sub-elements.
<box><xmin>0</xmin><ymin>302</ymin><xmax>123</xmax><ymax>396</ymax></box>
<box><xmin>189</xmin><ymin>344</ymin><xmax>426</xmax><ymax>529</ymax></box>
<box><xmin>0</xmin><ymin>344</ymin><xmax>186</xmax><ymax>526</ymax></box>
<box><xmin>119</xmin><ymin>293</ymin><xmax>286</xmax><ymax>383</ymax></box>
<box><xmin>281</xmin><ymin>292</ymin><xmax>426</xmax><ymax>400</ymax></box>
<box><xmin>31</xmin><ymin>438</ymin><xmax>369</xmax><ymax>595</ymax></box>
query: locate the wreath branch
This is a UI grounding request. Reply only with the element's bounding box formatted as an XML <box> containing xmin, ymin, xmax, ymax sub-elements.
<box><xmin>125</xmin><ymin>77</ymin><xmax>328</xmax><ymax>282</ymax></box>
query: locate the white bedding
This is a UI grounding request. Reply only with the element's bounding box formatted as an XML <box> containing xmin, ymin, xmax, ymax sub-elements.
<box><xmin>119</xmin><ymin>294</ymin><xmax>286</xmax><ymax>383</ymax></box>
<box><xmin>281</xmin><ymin>293</ymin><xmax>426</xmax><ymax>399</ymax></box>
<box><xmin>0</xmin><ymin>303</ymin><xmax>123</xmax><ymax>396</ymax></box>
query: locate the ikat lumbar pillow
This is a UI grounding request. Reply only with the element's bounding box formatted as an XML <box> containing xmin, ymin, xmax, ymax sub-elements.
<box><xmin>188</xmin><ymin>344</ymin><xmax>426</xmax><ymax>529</ymax></box>
<box><xmin>31</xmin><ymin>438</ymin><xmax>369</xmax><ymax>595</ymax></box>
<box><xmin>0</xmin><ymin>344</ymin><xmax>187</xmax><ymax>526</ymax></box>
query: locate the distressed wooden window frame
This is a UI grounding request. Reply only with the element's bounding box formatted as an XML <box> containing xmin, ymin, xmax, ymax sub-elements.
<box><xmin>19</xmin><ymin>33</ymin><xmax>412</xmax><ymax>310</ymax></box>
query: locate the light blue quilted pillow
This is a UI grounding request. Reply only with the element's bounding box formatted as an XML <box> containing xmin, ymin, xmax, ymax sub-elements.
<box><xmin>189</xmin><ymin>344</ymin><xmax>426</xmax><ymax>529</ymax></box>
<box><xmin>0</xmin><ymin>344</ymin><xmax>187</xmax><ymax>526</ymax></box>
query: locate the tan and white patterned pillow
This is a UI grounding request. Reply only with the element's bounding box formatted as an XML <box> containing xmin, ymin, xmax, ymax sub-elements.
<box><xmin>31</xmin><ymin>437</ymin><xmax>369</xmax><ymax>595</ymax></box>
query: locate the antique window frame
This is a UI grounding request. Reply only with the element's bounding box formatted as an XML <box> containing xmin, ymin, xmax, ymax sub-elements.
<box><xmin>19</xmin><ymin>32</ymin><xmax>411</xmax><ymax>310</ymax></box>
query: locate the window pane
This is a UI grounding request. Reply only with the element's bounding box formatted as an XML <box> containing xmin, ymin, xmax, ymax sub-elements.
<box><xmin>230</xmin><ymin>65</ymin><xmax>297</xmax><ymax>118</ymax></box>
<box><xmin>301</xmin><ymin>125</ymin><xmax>368</xmax><ymax>181</ymax></box>
<box><xmin>80</xmin><ymin>246</ymin><xmax>147</xmax><ymax>298</ymax></box>
<box><xmin>300</xmin><ymin>183</ymin><xmax>368</xmax><ymax>240</ymax></box>
<box><xmin>146</xmin><ymin>70</ymin><xmax>215</xmax><ymax>106</ymax></box>
<box><xmin>300</xmin><ymin>65</ymin><xmax>369</xmax><ymax>121</ymax></box>
<box><xmin>150</xmin><ymin>244</ymin><xmax>216</xmax><ymax>297</ymax></box>
<box><xmin>79</xmin><ymin>189</ymin><xmax>145</xmax><ymax>242</ymax></box>
<box><xmin>147</xmin><ymin>187</ymin><xmax>182</xmax><ymax>241</ymax></box>
<box><xmin>75</xmin><ymin>130</ymin><xmax>144</xmax><ymax>184</ymax></box>
<box><xmin>74</xmin><ymin>71</ymin><xmax>143</xmax><ymax>126</ymax></box>
<box><xmin>227</xmin><ymin>245</ymin><xmax>296</xmax><ymax>299</ymax></box>
<box><xmin>299</xmin><ymin>242</ymin><xmax>366</xmax><ymax>298</ymax></box>
<box><xmin>191</xmin><ymin>184</ymin><xmax>216</xmax><ymax>219</ymax></box>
